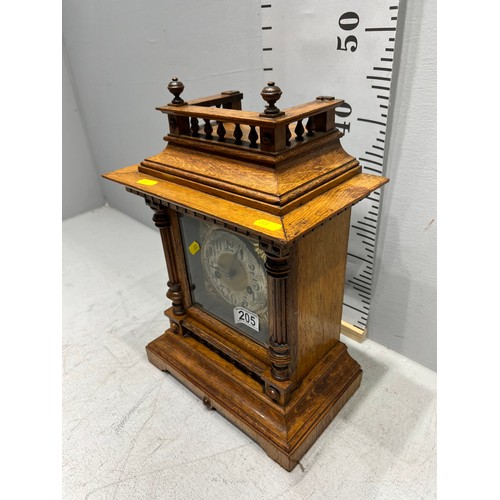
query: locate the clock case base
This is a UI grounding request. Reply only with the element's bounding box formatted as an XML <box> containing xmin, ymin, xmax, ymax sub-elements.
<box><xmin>146</xmin><ymin>325</ymin><xmax>362</xmax><ymax>472</ymax></box>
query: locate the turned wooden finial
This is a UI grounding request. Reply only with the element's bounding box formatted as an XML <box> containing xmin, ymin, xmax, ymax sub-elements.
<box><xmin>260</xmin><ymin>81</ymin><xmax>284</xmax><ymax>117</ymax></box>
<box><xmin>168</xmin><ymin>77</ymin><xmax>186</xmax><ymax>106</ymax></box>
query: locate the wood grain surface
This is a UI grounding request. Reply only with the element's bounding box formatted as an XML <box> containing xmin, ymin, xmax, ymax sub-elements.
<box><xmin>103</xmin><ymin>166</ymin><xmax>387</xmax><ymax>245</ymax></box>
<box><xmin>103</xmin><ymin>87</ymin><xmax>389</xmax><ymax>471</ymax></box>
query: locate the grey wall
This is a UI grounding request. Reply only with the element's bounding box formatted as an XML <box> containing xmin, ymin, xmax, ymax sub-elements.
<box><xmin>368</xmin><ymin>0</ymin><xmax>437</xmax><ymax>370</ymax></box>
<box><xmin>62</xmin><ymin>0</ymin><xmax>263</xmax><ymax>227</ymax></box>
<box><xmin>63</xmin><ymin>0</ymin><xmax>436</xmax><ymax>370</ymax></box>
<box><xmin>62</xmin><ymin>42</ymin><xmax>105</xmax><ymax>219</ymax></box>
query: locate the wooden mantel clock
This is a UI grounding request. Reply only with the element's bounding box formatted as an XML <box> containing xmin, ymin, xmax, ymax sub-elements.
<box><xmin>104</xmin><ymin>78</ymin><xmax>388</xmax><ymax>471</ymax></box>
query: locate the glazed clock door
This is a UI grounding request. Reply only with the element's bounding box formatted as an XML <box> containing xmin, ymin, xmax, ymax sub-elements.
<box><xmin>180</xmin><ymin>214</ymin><xmax>269</xmax><ymax>346</ymax></box>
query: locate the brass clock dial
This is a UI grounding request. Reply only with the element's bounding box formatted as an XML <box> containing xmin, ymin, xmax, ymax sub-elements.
<box><xmin>180</xmin><ymin>215</ymin><xmax>269</xmax><ymax>346</ymax></box>
<box><xmin>201</xmin><ymin>228</ymin><xmax>267</xmax><ymax>312</ymax></box>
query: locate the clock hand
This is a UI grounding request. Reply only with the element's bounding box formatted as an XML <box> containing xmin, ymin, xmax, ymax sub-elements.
<box><xmin>227</xmin><ymin>250</ymin><xmax>241</xmax><ymax>278</ymax></box>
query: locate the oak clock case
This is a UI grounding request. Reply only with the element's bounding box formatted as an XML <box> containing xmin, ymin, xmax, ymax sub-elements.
<box><xmin>103</xmin><ymin>78</ymin><xmax>389</xmax><ymax>471</ymax></box>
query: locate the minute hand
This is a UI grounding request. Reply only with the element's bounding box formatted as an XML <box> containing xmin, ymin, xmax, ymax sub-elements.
<box><xmin>228</xmin><ymin>250</ymin><xmax>241</xmax><ymax>278</ymax></box>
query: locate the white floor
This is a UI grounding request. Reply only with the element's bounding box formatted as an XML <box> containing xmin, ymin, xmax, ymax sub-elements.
<box><xmin>62</xmin><ymin>206</ymin><xmax>436</xmax><ymax>500</ymax></box>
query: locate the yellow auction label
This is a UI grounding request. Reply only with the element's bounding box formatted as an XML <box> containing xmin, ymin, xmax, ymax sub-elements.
<box><xmin>188</xmin><ymin>241</ymin><xmax>201</xmax><ymax>255</ymax></box>
<box><xmin>137</xmin><ymin>178</ymin><xmax>158</xmax><ymax>186</ymax></box>
<box><xmin>253</xmin><ymin>219</ymin><xmax>282</xmax><ymax>231</ymax></box>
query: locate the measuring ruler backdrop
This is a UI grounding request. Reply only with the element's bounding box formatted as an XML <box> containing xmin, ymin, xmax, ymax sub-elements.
<box><xmin>260</xmin><ymin>0</ymin><xmax>400</xmax><ymax>337</ymax></box>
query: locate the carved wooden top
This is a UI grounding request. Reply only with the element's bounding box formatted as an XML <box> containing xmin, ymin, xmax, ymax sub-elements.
<box><xmin>103</xmin><ymin>78</ymin><xmax>389</xmax><ymax>243</ymax></box>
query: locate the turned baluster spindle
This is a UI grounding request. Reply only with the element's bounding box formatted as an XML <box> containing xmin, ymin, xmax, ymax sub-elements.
<box><xmin>306</xmin><ymin>117</ymin><xmax>315</xmax><ymax>137</ymax></box>
<box><xmin>217</xmin><ymin>122</ymin><xmax>226</xmax><ymax>142</ymax></box>
<box><xmin>204</xmin><ymin>119</ymin><xmax>213</xmax><ymax>140</ymax></box>
<box><xmin>295</xmin><ymin>120</ymin><xmax>305</xmax><ymax>142</ymax></box>
<box><xmin>190</xmin><ymin>117</ymin><xmax>200</xmax><ymax>137</ymax></box>
<box><xmin>233</xmin><ymin>123</ymin><xmax>243</xmax><ymax>145</ymax></box>
<box><xmin>248</xmin><ymin>125</ymin><xmax>259</xmax><ymax>148</ymax></box>
<box><xmin>285</xmin><ymin>126</ymin><xmax>291</xmax><ymax>146</ymax></box>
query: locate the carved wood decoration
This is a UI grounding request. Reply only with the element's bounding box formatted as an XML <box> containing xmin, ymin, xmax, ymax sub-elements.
<box><xmin>149</xmin><ymin>202</ymin><xmax>185</xmax><ymax>317</ymax></box>
<box><xmin>104</xmin><ymin>78</ymin><xmax>389</xmax><ymax>471</ymax></box>
<box><xmin>262</xmin><ymin>242</ymin><xmax>291</xmax><ymax>382</ymax></box>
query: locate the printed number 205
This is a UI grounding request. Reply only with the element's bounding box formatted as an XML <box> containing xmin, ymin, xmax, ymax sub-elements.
<box><xmin>234</xmin><ymin>307</ymin><xmax>259</xmax><ymax>332</ymax></box>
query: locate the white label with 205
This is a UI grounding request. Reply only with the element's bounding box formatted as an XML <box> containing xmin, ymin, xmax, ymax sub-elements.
<box><xmin>233</xmin><ymin>307</ymin><xmax>259</xmax><ymax>332</ymax></box>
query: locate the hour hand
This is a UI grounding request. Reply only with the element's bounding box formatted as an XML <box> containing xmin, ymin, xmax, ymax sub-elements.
<box><xmin>211</xmin><ymin>263</ymin><xmax>231</xmax><ymax>279</ymax></box>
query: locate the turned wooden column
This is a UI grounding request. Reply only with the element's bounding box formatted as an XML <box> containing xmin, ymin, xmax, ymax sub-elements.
<box><xmin>262</xmin><ymin>242</ymin><xmax>291</xmax><ymax>381</ymax></box>
<box><xmin>149</xmin><ymin>202</ymin><xmax>185</xmax><ymax>317</ymax></box>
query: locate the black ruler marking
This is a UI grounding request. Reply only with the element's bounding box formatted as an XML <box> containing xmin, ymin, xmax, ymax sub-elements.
<box><xmin>365</xmin><ymin>27</ymin><xmax>397</xmax><ymax>32</ymax></box>
<box><xmin>366</xmin><ymin>151</ymin><xmax>384</xmax><ymax>159</ymax></box>
<box><xmin>345</xmin><ymin>6</ymin><xmax>399</xmax><ymax>331</ymax></box>
<box><xmin>352</xmin><ymin>276</ymin><xmax>373</xmax><ymax>288</ymax></box>
<box><xmin>367</xmin><ymin>75</ymin><xmax>391</xmax><ymax>82</ymax></box>
<box><xmin>359</xmin><ymin>233</ymin><xmax>376</xmax><ymax>242</ymax></box>
<box><xmin>352</xmin><ymin>286</ymin><xmax>371</xmax><ymax>297</ymax></box>
<box><xmin>360</xmin><ymin>157</ymin><xmax>383</xmax><ymax>166</ymax></box>
<box><xmin>266</xmin><ymin>4</ymin><xmax>400</xmax><ymax>334</ymax></box>
<box><xmin>349</xmin><ymin>283</ymin><xmax>371</xmax><ymax>294</ymax></box>
<box><xmin>343</xmin><ymin>302</ymin><xmax>369</xmax><ymax>315</ymax></box>
<box><xmin>358</xmin><ymin>118</ymin><xmax>387</xmax><ymax>126</ymax></box>
<box><xmin>348</xmin><ymin>252</ymin><xmax>373</xmax><ymax>264</ymax></box>
<box><xmin>363</xmin><ymin>166</ymin><xmax>382</xmax><ymax>174</ymax></box>
<box><xmin>261</xmin><ymin>5</ymin><xmax>273</xmax><ymax>74</ymax></box>
<box><xmin>359</xmin><ymin>220</ymin><xmax>377</xmax><ymax>229</ymax></box>
<box><xmin>360</xmin><ymin>158</ymin><xmax>383</xmax><ymax>168</ymax></box>
<box><xmin>352</xmin><ymin>224</ymin><xmax>376</xmax><ymax>235</ymax></box>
